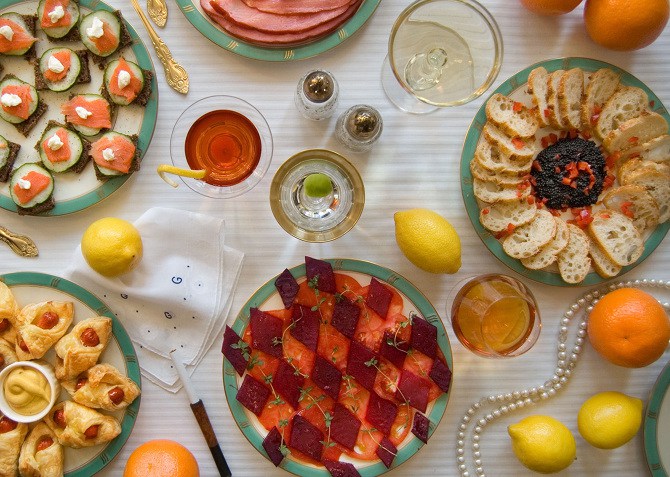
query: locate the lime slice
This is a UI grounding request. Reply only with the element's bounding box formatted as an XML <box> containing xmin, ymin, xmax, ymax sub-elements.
<box><xmin>303</xmin><ymin>173</ymin><xmax>333</xmax><ymax>198</ymax></box>
<box><xmin>157</xmin><ymin>164</ymin><xmax>207</xmax><ymax>188</ymax></box>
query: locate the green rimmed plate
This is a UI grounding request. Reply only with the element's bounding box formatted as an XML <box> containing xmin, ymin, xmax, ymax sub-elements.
<box><xmin>645</xmin><ymin>359</ymin><xmax>670</xmax><ymax>477</ymax></box>
<box><xmin>0</xmin><ymin>0</ymin><xmax>158</xmax><ymax>216</ymax></box>
<box><xmin>174</xmin><ymin>0</ymin><xmax>381</xmax><ymax>62</ymax></box>
<box><xmin>461</xmin><ymin>57</ymin><xmax>670</xmax><ymax>287</ymax></box>
<box><xmin>223</xmin><ymin>258</ymin><xmax>453</xmax><ymax>476</ymax></box>
<box><xmin>0</xmin><ymin>272</ymin><xmax>141</xmax><ymax>476</ymax></box>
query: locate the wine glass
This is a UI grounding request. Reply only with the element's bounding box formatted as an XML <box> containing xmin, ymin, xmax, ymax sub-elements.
<box><xmin>381</xmin><ymin>0</ymin><xmax>503</xmax><ymax>114</ymax></box>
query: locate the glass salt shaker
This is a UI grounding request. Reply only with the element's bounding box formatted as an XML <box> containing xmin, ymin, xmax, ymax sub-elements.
<box><xmin>335</xmin><ymin>104</ymin><xmax>383</xmax><ymax>152</ymax></box>
<box><xmin>294</xmin><ymin>70</ymin><xmax>339</xmax><ymax>121</ymax></box>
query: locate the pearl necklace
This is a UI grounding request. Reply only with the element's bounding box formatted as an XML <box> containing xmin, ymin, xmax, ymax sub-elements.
<box><xmin>455</xmin><ymin>278</ymin><xmax>670</xmax><ymax>477</ymax></box>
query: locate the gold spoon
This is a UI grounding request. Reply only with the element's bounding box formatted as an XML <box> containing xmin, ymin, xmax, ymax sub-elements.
<box><xmin>147</xmin><ymin>0</ymin><xmax>168</xmax><ymax>27</ymax></box>
<box><xmin>0</xmin><ymin>226</ymin><xmax>38</xmax><ymax>257</ymax></box>
<box><xmin>130</xmin><ymin>0</ymin><xmax>189</xmax><ymax>94</ymax></box>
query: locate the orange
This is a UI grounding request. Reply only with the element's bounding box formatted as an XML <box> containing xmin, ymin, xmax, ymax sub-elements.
<box><xmin>587</xmin><ymin>288</ymin><xmax>670</xmax><ymax>368</ymax></box>
<box><xmin>520</xmin><ymin>0</ymin><xmax>584</xmax><ymax>15</ymax></box>
<box><xmin>124</xmin><ymin>440</ymin><xmax>200</xmax><ymax>477</ymax></box>
<box><xmin>584</xmin><ymin>0</ymin><xmax>670</xmax><ymax>51</ymax></box>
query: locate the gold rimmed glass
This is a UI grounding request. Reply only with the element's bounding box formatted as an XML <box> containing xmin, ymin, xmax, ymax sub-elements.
<box><xmin>381</xmin><ymin>0</ymin><xmax>503</xmax><ymax>114</ymax></box>
<box><xmin>270</xmin><ymin>149</ymin><xmax>365</xmax><ymax>243</ymax></box>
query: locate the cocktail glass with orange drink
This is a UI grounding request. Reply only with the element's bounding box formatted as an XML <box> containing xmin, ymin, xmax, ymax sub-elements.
<box><xmin>449</xmin><ymin>274</ymin><xmax>541</xmax><ymax>358</ymax></box>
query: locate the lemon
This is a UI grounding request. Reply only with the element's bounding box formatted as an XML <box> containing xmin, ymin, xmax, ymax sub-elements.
<box><xmin>393</xmin><ymin>208</ymin><xmax>461</xmax><ymax>274</ymax></box>
<box><xmin>81</xmin><ymin>218</ymin><xmax>143</xmax><ymax>278</ymax></box>
<box><xmin>577</xmin><ymin>391</ymin><xmax>643</xmax><ymax>449</ymax></box>
<box><xmin>303</xmin><ymin>173</ymin><xmax>333</xmax><ymax>198</ymax></box>
<box><xmin>508</xmin><ymin>415</ymin><xmax>576</xmax><ymax>474</ymax></box>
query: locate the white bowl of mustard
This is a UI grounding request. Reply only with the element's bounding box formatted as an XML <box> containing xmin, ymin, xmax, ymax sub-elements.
<box><xmin>0</xmin><ymin>360</ymin><xmax>60</xmax><ymax>423</ymax></box>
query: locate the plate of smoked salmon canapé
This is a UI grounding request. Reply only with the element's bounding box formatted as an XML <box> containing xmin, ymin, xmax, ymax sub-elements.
<box><xmin>222</xmin><ymin>257</ymin><xmax>453</xmax><ymax>476</ymax></box>
<box><xmin>0</xmin><ymin>0</ymin><xmax>158</xmax><ymax>216</ymax></box>
<box><xmin>175</xmin><ymin>0</ymin><xmax>381</xmax><ymax>61</ymax></box>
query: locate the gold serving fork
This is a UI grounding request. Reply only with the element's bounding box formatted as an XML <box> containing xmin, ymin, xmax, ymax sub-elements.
<box><xmin>130</xmin><ymin>0</ymin><xmax>189</xmax><ymax>94</ymax></box>
<box><xmin>0</xmin><ymin>226</ymin><xmax>38</xmax><ymax>257</ymax></box>
<box><xmin>147</xmin><ymin>0</ymin><xmax>168</xmax><ymax>28</ymax></box>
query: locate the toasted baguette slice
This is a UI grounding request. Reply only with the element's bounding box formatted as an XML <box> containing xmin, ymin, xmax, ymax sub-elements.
<box><xmin>557</xmin><ymin>224</ymin><xmax>591</xmax><ymax>284</ymax></box>
<box><xmin>474</xmin><ymin>138</ymin><xmax>534</xmax><ymax>173</ymax></box>
<box><xmin>588</xmin><ymin>209</ymin><xmax>644</xmax><ymax>266</ymax></box>
<box><xmin>618</xmin><ymin>158</ymin><xmax>670</xmax><ymax>185</ymax></box>
<box><xmin>623</xmin><ymin>168</ymin><xmax>670</xmax><ymax>222</ymax></box>
<box><xmin>479</xmin><ymin>199</ymin><xmax>538</xmax><ymax>233</ymax></box>
<box><xmin>521</xmin><ymin>217</ymin><xmax>569</xmax><ymax>270</ymax></box>
<box><xmin>603</xmin><ymin>111</ymin><xmax>669</xmax><ymax>153</ymax></box>
<box><xmin>486</xmin><ymin>93</ymin><xmax>539</xmax><ymax>138</ymax></box>
<box><xmin>482</xmin><ymin>123</ymin><xmax>537</xmax><ymax>159</ymax></box>
<box><xmin>602</xmin><ymin>184</ymin><xmax>660</xmax><ymax>232</ymax></box>
<box><xmin>502</xmin><ymin>209</ymin><xmax>557</xmax><ymax>259</ymax></box>
<box><xmin>623</xmin><ymin>134</ymin><xmax>670</xmax><ymax>163</ymax></box>
<box><xmin>546</xmin><ymin>70</ymin><xmax>565</xmax><ymax>129</ymax></box>
<box><xmin>473</xmin><ymin>177</ymin><xmax>531</xmax><ymax>203</ymax></box>
<box><xmin>527</xmin><ymin>66</ymin><xmax>551</xmax><ymax>127</ymax></box>
<box><xmin>594</xmin><ymin>86</ymin><xmax>649</xmax><ymax>140</ymax></box>
<box><xmin>470</xmin><ymin>159</ymin><xmax>525</xmax><ymax>186</ymax></box>
<box><xmin>558</xmin><ymin>68</ymin><xmax>584</xmax><ymax>130</ymax></box>
<box><xmin>581</xmin><ymin>68</ymin><xmax>620</xmax><ymax>130</ymax></box>
<box><xmin>589</xmin><ymin>238</ymin><xmax>622</xmax><ymax>278</ymax></box>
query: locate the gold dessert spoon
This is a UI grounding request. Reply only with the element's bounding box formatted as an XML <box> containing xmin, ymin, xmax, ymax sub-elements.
<box><xmin>130</xmin><ymin>0</ymin><xmax>189</xmax><ymax>94</ymax></box>
<box><xmin>0</xmin><ymin>226</ymin><xmax>38</xmax><ymax>257</ymax></box>
<box><xmin>147</xmin><ymin>0</ymin><xmax>167</xmax><ymax>28</ymax></box>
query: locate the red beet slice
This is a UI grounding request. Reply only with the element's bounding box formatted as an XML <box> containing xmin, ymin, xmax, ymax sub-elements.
<box><xmin>250</xmin><ymin>307</ymin><xmax>283</xmax><ymax>358</ymax></box>
<box><xmin>376</xmin><ymin>436</ymin><xmax>398</xmax><ymax>469</ymax></box>
<box><xmin>330</xmin><ymin>403</ymin><xmax>361</xmax><ymax>450</ymax></box>
<box><xmin>275</xmin><ymin>268</ymin><xmax>299</xmax><ymax>309</ymax></box>
<box><xmin>289</xmin><ymin>414</ymin><xmax>323</xmax><ymax>462</ymax></box>
<box><xmin>366</xmin><ymin>278</ymin><xmax>392</xmax><ymax>319</ymax></box>
<box><xmin>346</xmin><ymin>340</ymin><xmax>378</xmax><ymax>391</ymax></box>
<box><xmin>331</xmin><ymin>298</ymin><xmax>361</xmax><ymax>340</ymax></box>
<box><xmin>412</xmin><ymin>412</ymin><xmax>431</xmax><ymax>444</ymax></box>
<box><xmin>312</xmin><ymin>354</ymin><xmax>342</xmax><ymax>401</ymax></box>
<box><xmin>395</xmin><ymin>369</ymin><xmax>431</xmax><ymax>413</ymax></box>
<box><xmin>305</xmin><ymin>256</ymin><xmax>336</xmax><ymax>294</ymax></box>
<box><xmin>262</xmin><ymin>427</ymin><xmax>285</xmax><ymax>466</ymax></box>
<box><xmin>379</xmin><ymin>329</ymin><xmax>409</xmax><ymax>370</ymax></box>
<box><xmin>290</xmin><ymin>304</ymin><xmax>320</xmax><ymax>352</ymax></box>
<box><xmin>410</xmin><ymin>316</ymin><xmax>438</xmax><ymax>359</ymax></box>
<box><xmin>222</xmin><ymin>325</ymin><xmax>248</xmax><ymax>376</ymax></box>
<box><xmin>323</xmin><ymin>459</ymin><xmax>361</xmax><ymax>477</ymax></box>
<box><xmin>429</xmin><ymin>358</ymin><xmax>452</xmax><ymax>394</ymax></box>
<box><xmin>236</xmin><ymin>374</ymin><xmax>270</xmax><ymax>416</ymax></box>
<box><xmin>365</xmin><ymin>391</ymin><xmax>397</xmax><ymax>436</ymax></box>
<box><xmin>273</xmin><ymin>359</ymin><xmax>305</xmax><ymax>409</ymax></box>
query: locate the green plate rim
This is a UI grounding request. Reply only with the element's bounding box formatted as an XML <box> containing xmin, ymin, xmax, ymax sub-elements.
<box><xmin>222</xmin><ymin>258</ymin><xmax>453</xmax><ymax>476</ymax></box>
<box><xmin>644</xmin><ymin>359</ymin><xmax>670</xmax><ymax>477</ymax></box>
<box><xmin>460</xmin><ymin>57</ymin><xmax>670</xmax><ymax>287</ymax></box>
<box><xmin>0</xmin><ymin>271</ymin><xmax>142</xmax><ymax>477</ymax></box>
<box><xmin>173</xmin><ymin>0</ymin><xmax>381</xmax><ymax>62</ymax></box>
<box><xmin>0</xmin><ymin>0</ymin><xmax>159</xmax><ymax>216</ymax></box>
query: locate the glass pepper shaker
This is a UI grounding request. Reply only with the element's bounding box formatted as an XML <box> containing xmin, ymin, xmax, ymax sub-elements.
<box><xmin>335</xmin><ymin>104</ymin><xmax>383</xmax><ymax>152</ymax></box>
<box><xmin>294</xmin><ymin>69</ymin><xmax>339</xmax><ymax>121</ymax></box>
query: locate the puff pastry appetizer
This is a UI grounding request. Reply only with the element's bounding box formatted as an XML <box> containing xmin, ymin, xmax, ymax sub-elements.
<box><xmin>54</xmin><ymin>317</ymin><xmax>112</xmax><ymax>380</ymax></box>
<box><xmin>44</xmin><ymin>401</ymin><xmax>121</xmax><ymax>448</ymax></box>
<box><xmin>0</xmin><ymin>414</ymin><xmax>29</xmax><ymax>477</ymax></box>
<box><xmin>61</xmin><ymin>363</ymin><xmax>140</xmax><ymax>411</ymax></box>
<box><xmin>18</xmin><ymin>421</ymin><xmax>63</xmax><ymax>477</ymax></box>
<box><xmin>0</xmin><ymin>282</ymin><xmax>20</xmax><ymax>343</ymax></box>
<box><xmin>0</xmin><ymin>338</ymin><xmax>17</xmax><ymax>371</ymax></box>
<box><xmin>15</xmin><ymin>302</ymin><xmax>74</xmax><ymax>361</ymax></box>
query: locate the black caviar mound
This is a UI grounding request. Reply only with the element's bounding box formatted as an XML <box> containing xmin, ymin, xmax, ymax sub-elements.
<box><xmin>530</xmin><ymin>137</ymin><xmax>605</xmax><ymax>209</ymax></box>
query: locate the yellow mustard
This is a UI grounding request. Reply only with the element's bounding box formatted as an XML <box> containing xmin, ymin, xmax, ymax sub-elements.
<box><xmin>3</xmin><ymin>367</ymin><xmax>51</xmax><ymax>415</ymax></box>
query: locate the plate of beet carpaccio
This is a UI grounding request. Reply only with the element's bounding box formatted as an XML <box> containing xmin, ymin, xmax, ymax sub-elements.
<box><xmin>222</xmin><ymin>257</ymin><xmax>453</xmax><ymax>476</ymax></box>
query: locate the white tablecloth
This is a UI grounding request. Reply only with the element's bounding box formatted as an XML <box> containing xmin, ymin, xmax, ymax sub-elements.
<box><xmin>2</xmin><ymin>1</ymin><xmax>670</xmax><ymax>475</ymax></box>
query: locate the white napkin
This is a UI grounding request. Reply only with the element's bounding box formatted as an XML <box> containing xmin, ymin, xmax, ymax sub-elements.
<box><xmin>66</xmin><ymin>207</ymin><xmax>244</xmax><ymax>392</ymax></box>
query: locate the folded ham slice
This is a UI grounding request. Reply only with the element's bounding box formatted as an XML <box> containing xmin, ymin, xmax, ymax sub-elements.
<box><xmin>242</xmin><ymin>0</ymin><xmax>350</xmax><ymax>14</ymax></box>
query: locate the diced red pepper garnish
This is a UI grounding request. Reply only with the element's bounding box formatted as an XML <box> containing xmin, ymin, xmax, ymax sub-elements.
<box><xmin>550</xmin><ymin>209</ymin><xmax>561</xmax><ymax>217</ymax></box>
<box><xmin>650</xmin><ymin>100</ymin><xmax>655</xmax><ymax>108</ymax></box>
<box><xmin>527</xmin><ymin>196</ymin><xmax>535</xmax><ymax>205</ymax></box>
<box><xmin>620</xmin><ymin>201</ymin><xmax>635</xmax><ymax>218</ymax></box>
<box><xmin>562</xmin><ymin>177</ymin><xmax>572</xmax><ymax>186</ymax></box>
<box><xmin>482</xmin><ymin>208</ymin><xmax>490</xmax><ymax>215</ymax></box>
<box><xmin>601</xmin><ymin>213</ymin><xmax>611</xmax><ymax>219</ymax></box>
<box><xmin>603</xmin><ymin>174</ymin><xmax>615</xmax><ymax>190</ymax></box>
<box><xmin>581</xmin><ymin>130</ymin><xmax>592</xmax><ymax>140</ymax></box>
<box><xmin>506</xmin><ymin>223</ymin><xmax>516</xmax><ymax>234</ymax></box>
<box><xmin>513</xmin><ymin>101</ymin><xmax>523</xmax><ymax>113</ymax></box>
<box><xmin>544</xmin><ymin>108</ymin><xmax>551</xmax><ymax>118</ymax></box>
<box><xmin>605</xmin><ymin>152</ymin><xmax>621</xmax><ymax>170</ymax></box>
<box><xmin>532</xmin><ymin>160</ymin><xmax>542</xmax><ymax>171</ymax></box>
<box><xmin>628</xmin><ymin>136</ymin><xmax>639</xmax><ymax>144</ymax></box>
<box><xmin>512</xmin><ymin>138</ymin><xmax>525</xmax><ymax>150</ymax></box>
<box><xmin>568</xmin><ymin>129</ymin><xmax>579</xmax><ymax>139</ymax></box>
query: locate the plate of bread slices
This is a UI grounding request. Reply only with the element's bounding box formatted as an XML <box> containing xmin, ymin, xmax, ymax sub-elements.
<box><xmin>0</xmin><ymin>272</ymin><xmax>141</xmax><ymax>476</ymax></box>
<box><xmin>0</xmin><ymin>0</ymin><xmax>158</xmax><ymax>216</ymax></box>
<box><xmin>461</xmin><ymin>57</ymin><xmax>670</xmax><ymax>286</ymax></box>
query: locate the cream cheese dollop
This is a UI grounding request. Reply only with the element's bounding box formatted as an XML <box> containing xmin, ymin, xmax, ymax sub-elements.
<box><xmin>117</xmin><ymin>70</ymin><xmax>131</xmax><ymax>89</ymax></box>
<box><xmin>16</xmin><ymin>178</ymin><xmax>31</xmax><ymax>190</ymax></box>
<box><xmin>48</xmin><ymin>5</ymin><xmax>65</xmax><ymax>23</ymax></box>
<box><xmin>102</xmin><ymin>148</ymin><xmax>115</xmax><ymax>161</ymax></box>
<box><xmin>75</xmin><ymin>106</ymin><xmax>92</xmax><ymax>119</ymax></box>
<box><xmin>47</xmin><ymin>133</ymin><xmax>64</xmax><ymax>151</ymax></box>
<box><xmin>86</xmin><ymin>16</ymin><xmax>104</xmax><ymax>39</ymax></box>
<box><xmin>47</xmin><ymin>55</ymin><xmax>65</xmax><ymax>74</ymax></box>
<box><xmin>0</xmin><ymin>25</ymin><xmax>13</xmax><ymax>41</ymax></box>
<box><xmin>1</xmin><ymin>93</ymin><xmax>22</xmax><ymax>108</ymax></box>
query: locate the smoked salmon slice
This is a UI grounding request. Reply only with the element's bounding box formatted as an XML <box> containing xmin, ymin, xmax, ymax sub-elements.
<box><xmin>43</xmin><ymin>49</ymin><xmax>72</xmax><ymax>83</ymax></box>
<box><xmin>90</xmin><ymin>133</ymin><xmax>135</xmax><ymax>173</ymax></box>
<box><xmin>13</xmin><ymin>170</ymin><xmax>51</xmax><ymax>204</ymax></box>
<box><xmin>108</xmin><ymin>58</ymin><xmax>142</xmax><ymax>102</ymax></box>
<box><xmin>92</xmin><ymin>21</ymin><xmax>119</xmax><ymax>56</ymax></box>
<box><xmin>61</xmin><ymin>95</ymin><xmax>111</xmax><ymax>129</ymax></box>
<box><xmin>1</xmin><ymin>84</ymin><xmax>33</xmax><ymax>120</ymax></box>
<box><xmin>40</xmin><ymin>0</ymin><xmax>72</xmax><ymax>28</ymax></box>
<box><xmin>41</xmin><ymin>128</ymin><xmax>72</xmax><ymax>163</ymax></box>
<box><xmin>0</xmin><ymin>18</ymin><xmax>37</xmax><ymax>54</ymax></box>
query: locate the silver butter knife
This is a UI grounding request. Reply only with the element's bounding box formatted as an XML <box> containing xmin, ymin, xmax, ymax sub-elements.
<box><xmin>0</xmin><ymin>226</ymin><xmax>38</xmax><ymax>257</ymax></box>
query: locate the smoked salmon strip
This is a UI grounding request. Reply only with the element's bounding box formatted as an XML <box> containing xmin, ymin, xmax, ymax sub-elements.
<box><xmin>61</xmin><ymin>96</ymin><xmax>112</xmax><ymax>129</ymax></box>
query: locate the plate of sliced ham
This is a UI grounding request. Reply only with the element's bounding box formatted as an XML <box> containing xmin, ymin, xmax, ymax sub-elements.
<box><xmin>222</xmin><ymin>257</ymin><xmax>453</xmax><ymax>476</ymax></box>
<box><xmin>175</xmin><ymin>0</ymin><xmax>381</xmax><ymax>61</ymax></box>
